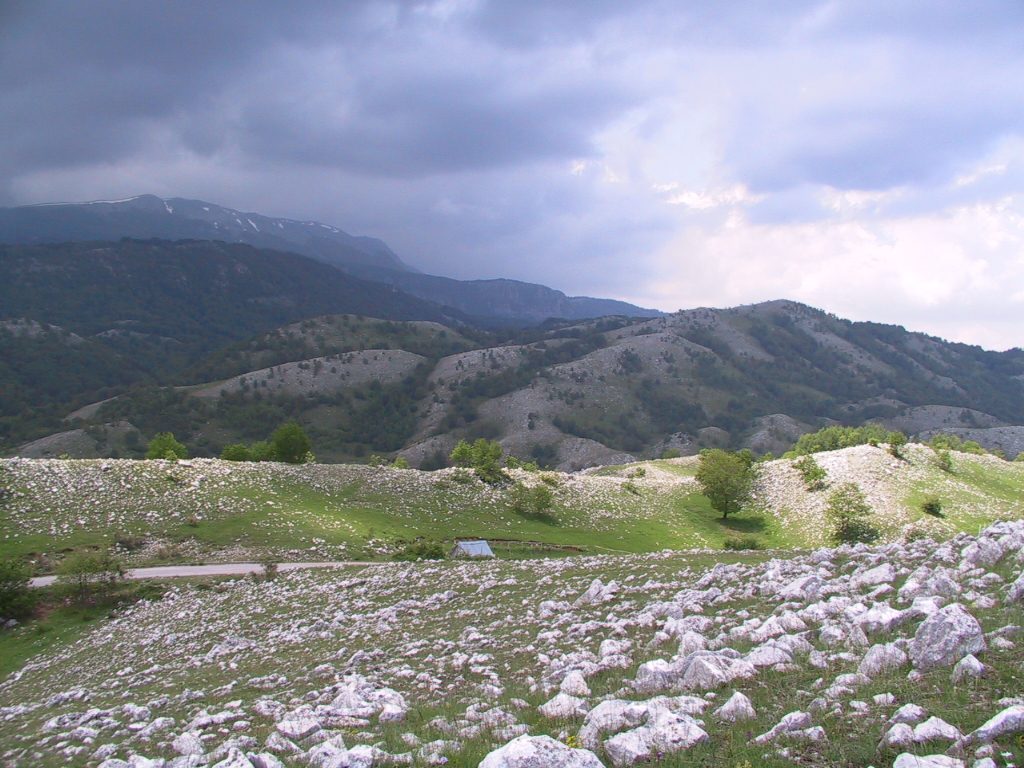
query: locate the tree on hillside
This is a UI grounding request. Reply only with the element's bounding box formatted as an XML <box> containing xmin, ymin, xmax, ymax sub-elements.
<box><xmin>695</xmin><ymin>449</ymin><xmax>755</xmax><ymax>519</ymax></box>
<box><xmin>145</xmin><ymin>432</ymin><xmax>187</xmax><ymax>460</ymax></box>
<box><xmin>825</xmin><ymin>482</ymin><xmax>880</xmax><ymax>544</ymax></box>
<box><xmin>887</xmin><ymin>431</ymin><xmax>908</xmax><ymax>459</ymax></box>
<box><xmin>450</xmin><ymin>438</ymin><xmax>507</xmax><ymax>484</ymax></box>
<box><xmin>270</xmin><ymin>421</ymin><xmax>313</xmax><ymax>464</ymax></box>
<box><xmin>56</xmin><ymin>550</ymin><xmax>125</xmax><ymax>604</ymax></box>
<box><xmin>0</xmin><ymin>558</ymin><xmax>35</xmax><ymax>622</ymax></box>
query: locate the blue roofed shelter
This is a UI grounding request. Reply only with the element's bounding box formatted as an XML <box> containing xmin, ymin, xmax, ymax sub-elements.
<box><xmin>450</xmin><ymin>540</ymin><xmax>495</xmax><ymax>559</ymax></box>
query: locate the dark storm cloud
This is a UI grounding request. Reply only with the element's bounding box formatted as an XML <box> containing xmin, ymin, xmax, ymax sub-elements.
<box><xmin>2</xmin><ymin>1</ymin><xmax>1023</xmax><ymax>348</ymax></box>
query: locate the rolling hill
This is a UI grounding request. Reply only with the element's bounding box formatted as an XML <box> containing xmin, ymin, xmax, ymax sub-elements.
<box><xmin>7</xmin><ymin>297</ymin><xmax>1024</xmax><ymax>465</ymax></box>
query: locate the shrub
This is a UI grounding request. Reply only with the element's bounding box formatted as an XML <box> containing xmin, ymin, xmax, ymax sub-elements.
<box><xmin>393</xmin><ymin>540</ymin><xmax>446</xmax><ymax>561</ymax></box>
<box><xmin>509</xmin><ymin>482</ymin><xmax>555</xmax><ymax>521</ymax></box>
<box><xmin>934</xmin><ymin>449</ymin><xmax>953</xmax><ymax>473</ymax></box>
<box><xmin>793</xmin><ymin>455</ymin><xmax>827</xmax><ymax>491</ymax></box>
<box><xmin>928</xmin><ymin>434</ymin><xmax>987</xmax><ymax>455</ymax></box>
<box><xmin>788</xmin><ymin>424</ymin><xmax>889</xmax><ymax>456</ymax></box>
<box><xmin>887</xmin><ymin>431</ymin><xmax>908</xmax><ymax>459</ymax></box>
<box><xmin>825</xmin><ymin>483</ymin><xmax>880</xmax><ymax>545</ymax></box>
<box><xmin>145</xmin><ymin>432</ymin><xmax>187</xmax><ymax>460</ymax></box>
<box><xmin>0</xmin><ymin>558</ymin><xmax>35</xmax><ymax>622</ymax></box>
<box><xmin>391</xmin><ymin>456</ymin><xmax>410</xmax><ymax>469</ymax></box>
<box><xmin>249</xmin><ymin>440</ymin><xmax>276</xmax><ymax>462</ymax></box>
<box><xmin>723</xmin><ymin>536</ymin><xmax>764</xmax><ymax>551</ymax></box>
<box><xmin>57</xmin><ymin>551</ymin><xmax>125</xmax><ymax>603</ymax></box>
<box><xmin>257</xmin><ymin>557</ymin><xmax>279</xmax><ymax>581</ymax></box>
<box><xmin>505</xmin><ymin>456</ymin><xmax>540</xmax><ymax>472</ymax></box>
<box><xmin>921</xmin><ymin>495</ymin><xmax>944</xmax><ymax>517</ymax></box>
<box><xmin>220</xmin><ymin>443</ymin><xmax>252</xmax><ymax>461</ymax></box>
<box><xmin>627</xmin><ymin>466</ymin><xmax>646</xmax><ymax>478</ymax></box>
<box><xmin>660</xmin><ymin>448</ymin><xmax>682</xmax><ymax>459</ymax></box>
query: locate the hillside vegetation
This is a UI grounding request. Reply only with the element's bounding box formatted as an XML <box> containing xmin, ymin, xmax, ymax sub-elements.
<box><xmin>11</xmin><ymin>296</ymin><xmax>1023</xmax><ymax>470</ymax></box>
<box><xmin>1</xmin><ymin>443</ymin><xmax>1021</xmax><ymax>570</ymax></box>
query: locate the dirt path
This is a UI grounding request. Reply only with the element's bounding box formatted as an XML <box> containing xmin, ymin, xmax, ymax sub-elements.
<box><xmin>29</xmin><ymin>561</ymin><xmax>377</xmax><ymax>588</ymax></box>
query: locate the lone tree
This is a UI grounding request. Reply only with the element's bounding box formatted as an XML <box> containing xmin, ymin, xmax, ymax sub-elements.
<box><xmin>145</xmin><ymin>432</ymin><xmax>187</xmax><ymax>460</ymax></box>
<box><xmin>695</xmin><ymin>449</ymin><xmax>755</xmax><ymax>519</ymax></box>
<box><xmin>270</xmin><ymin>422</ymin><xmax>313</xmax><ymax>464</ymax></box>
<box><xmin>825</xmin><ymin>482</ymin><xmax>880</xmax><ymax>544</ymax></box>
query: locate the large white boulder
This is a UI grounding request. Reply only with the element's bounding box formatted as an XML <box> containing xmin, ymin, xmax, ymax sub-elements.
<box><xmin>478</xmin><ymin>735</ymin><xmax>603</xmax><ymax>768</ymax></box>
<box><xmin>966</xmin><ymin>705</ymin><xmax>1024</xmax><ymax>744</ymax></box>
<box><xmin>603</xmin><ymin>710</ymin><xmax>708</xmax><ymax>768</ymax></box>
<box><xmin>909</xmin><ymin>604</ymin><xmax>985</xmax><ymax>671</ymax></box>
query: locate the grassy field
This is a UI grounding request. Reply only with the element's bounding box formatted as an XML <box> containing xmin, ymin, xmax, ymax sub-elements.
<box><xmin>2</xmin><ymin>445</ymin><xmax>1022</xmax><ymax>571</ymax></box>
<box><xmin>0</xmin><ymin>458</ymin><xmax>785</xmax><ymax>569</ymax></box>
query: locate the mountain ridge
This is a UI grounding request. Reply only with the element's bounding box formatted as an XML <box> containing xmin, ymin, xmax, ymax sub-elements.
<box><xmin>0</xmin><ymin>195</ymin><xmax>662</xmax><ymax>325</ymax></box>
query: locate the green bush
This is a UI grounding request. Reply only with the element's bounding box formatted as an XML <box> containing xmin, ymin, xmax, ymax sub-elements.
<box><xmin>934</xmin><ymin>449</ymin><xmax>953</xmax><ymax>473</ymax></box>
<box><xmin>887</xmin><ymin>431</ymin><xmax>908</xmax><ymax>459</ymax></box>
<box><xmin>270</xmin><ymin>421</ymin><xmax>313</xmax><ymax>464</ymax></box>
<box><xmin>825</xmin><ymin>483</ymin><xmax>880</xmax><ymax>545</ymax></box>
<box><xmin>145</xmin><ymin>432</ymin><xmax>187</xmax><ymax>460</ymax></box>
<box><xmin>660</xmin><ymin>448</ymin><xmax>682</xmax><ymax>459</ymax></box>
<box><xmin>220</xmin><ymin>443</ymin><xmax>252</xmax><ymax>461</ymax></box>
<box><xmin>393</xmin><ymin>540</ymin><xmax>447</xmax><ymax>561</ymax></box>
<box><xmin>450</xmin><ymin>438</ymin><xmax>507</xmax><ymax>484</ymax></box>
<box><xmin>0</xmin><ymin>558</ymin><xmax>36</xmax><ymax>622</ymax></box>
<box><xmin>793</xmin><ymin>455</ymin><xmax>827</xmax><ymax>491</ymax></box>
<box><xmin>928</xmin><ymin>434</ymin><xmax>987</xmax><ymax>455</ymax></box>
<box><xmin>57</xmin><ymin>551</ymin><xmax>125</xmax><ymax>604</ymax></box>
<box><xmin>509</xmin><ymin>482</ymin><xmax>556</xmax><ymax>521</ymax></box>
<box><xmin>788</xmin><ymin>425</ymin><xmax>889</xmax><ymax>456</ymax></box>
<box><xmin>723</xmin><ymin>536</ymin><xmax>764</xmax><ymax>551</ymax></box>
<box><xmin>921</xmin><ymin>495</ymin><xmax>944</xmax><ymax>517</ymax></box>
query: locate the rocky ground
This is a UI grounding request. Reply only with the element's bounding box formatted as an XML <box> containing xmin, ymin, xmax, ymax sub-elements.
<box><xmin>2</xmin><ymin>521</ymin><xmax>1023</xmax><ymax>767</ymax></box>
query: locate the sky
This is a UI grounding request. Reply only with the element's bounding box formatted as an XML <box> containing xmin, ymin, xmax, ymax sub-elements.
<box><xmin>2</xmin><ymin>1</ymin><xmax>1023</xmax><ymax>351</ymax></box>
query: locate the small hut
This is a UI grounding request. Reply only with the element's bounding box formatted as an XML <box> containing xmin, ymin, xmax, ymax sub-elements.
<box><xmin>450</xmin><ymin>540</ymin><xmax>495</xmax><ymax>559</ymax></box>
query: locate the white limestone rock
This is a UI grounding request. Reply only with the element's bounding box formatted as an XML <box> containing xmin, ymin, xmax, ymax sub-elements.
<box><xmin>965</xmin><ymin>705</ymin><xmax>1024</xmax><ymax>744</ymax></box>
<box><xmin>909</xmin><ymin>604</ymin><xmax>986</xmax><ymax>671</ymax></box>
<box><xmin>913</xmin><ymin>716</ymin><xmax>963</xmax><ymax>743</ymax></box>
<box><xmin>560</xmin><ymin>671</ymin><xmax>591</xmax><ymax>698</ymax></box>
<box><xmin>952</xmin><ymin>654</ymin><xmax>986</xmax><ymax>684</ymax></box>
<box><xmin>880</xmin><ymin>723</ymin><xmax>915</xmax><ymax>748</ymax></box>
<box><xmin>478</xmin><ymin>735</ymin><xmax>604</xmax><ymax>768</ymax></box>
<box><xmin>211</xmin><ymin>748</ymin><xmax>255</xmax><ymax>768</ymax></box>
<box><xmin>603</xmin><ymin>710</ymin><xmax>708</xmax><ymax>768</ymax></box>
<box><xmin>713</xmin><ymin>692</ymin><xmax>756</xmax><ymax>723</ymax></box>
<box><xmin>892</xmin><ymin>754</ymin><xmax>964</xmax><ymax>767</ymax></box>
<box><xmin>539</xmin><ymin>693</ymin><xmax>589</xmax><ymax>720</ymax></box>
<box><xmin>753</xmin><ymin>711</ymin><xmax>812</xmax><ymax>745</ymax></box>
<box><xmin>859</xmin><ymin>643</ymin><xmax>908</xmax><ymax>679</ymax></box>
<box><xmin>579</xmin><ymin>700</ymin><xmax>650</xmax><ymax>751</ymax></box>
